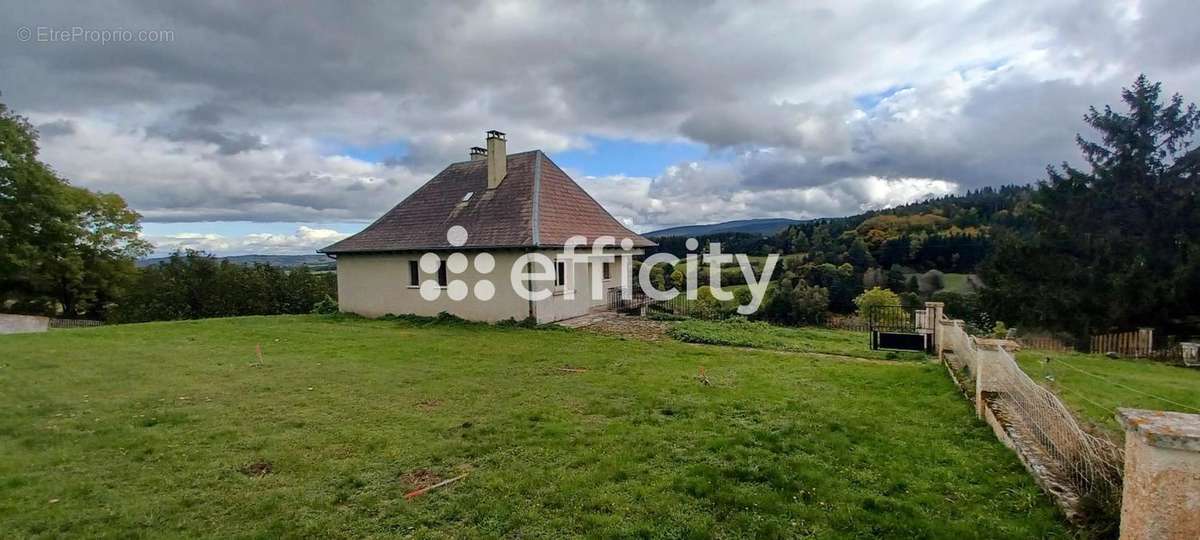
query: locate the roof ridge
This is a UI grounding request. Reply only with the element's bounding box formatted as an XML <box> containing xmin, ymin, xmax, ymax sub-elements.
<box><xmin>445</xmin><ymin>149</ymin><xmax>541</xmax><ymax>166</ymax></box>
<box><xmin>531</xmin><ymin>151</ymin><xmax>542</xmax><ymax>246</ymax></box>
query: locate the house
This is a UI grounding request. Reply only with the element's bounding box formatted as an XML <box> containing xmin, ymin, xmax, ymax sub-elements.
<box><xmin>319</xmin><ymin>131</ymin><xmax>656</xmax><ymax>323</ymax></box>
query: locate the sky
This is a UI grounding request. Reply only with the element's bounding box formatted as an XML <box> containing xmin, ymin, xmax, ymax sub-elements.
<box><xmin>3</xmin><ymin>0</ymin><xmax>1199</xmax><ymax>256</ymax></box>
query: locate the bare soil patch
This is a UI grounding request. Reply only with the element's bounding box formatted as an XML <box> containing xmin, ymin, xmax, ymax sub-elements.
<box><xmin>239</xmin><ymin>460</ymin><xmax>273</xmax><ymax>477</ymax></box>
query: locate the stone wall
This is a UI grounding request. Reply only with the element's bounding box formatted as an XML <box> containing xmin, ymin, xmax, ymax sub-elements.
<box><xmin>0</xmin><ymin>314</ymin><xmax>50</xmax><ymax>334</ymax></box>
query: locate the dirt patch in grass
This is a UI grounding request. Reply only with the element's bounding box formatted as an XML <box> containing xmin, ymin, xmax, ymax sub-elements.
<box><xmin>239</xmin><ymin>460</ymin><xmax>273</xmax><ymax>477</ymax></box>
<box><xmin>578</xmin><ymin>314</ymin><xmax>670</xmax><ymax>341</ymax></box>
<box><xmin>414</xmin><ymin>399</ymin><xmax>442</xmax><ymax>411</ymax></box>
<box><xmin>399</xmin><ymin>469</ymin><xmax>442</xmax><ymax>490</ymax></box>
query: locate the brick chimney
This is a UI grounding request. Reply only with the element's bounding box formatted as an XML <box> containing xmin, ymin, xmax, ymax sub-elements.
<box><xmin>486</xmin><ymin>130</ymin><xmax>506</xmax><ymax>189</ymax></box>
<box><xmin>469</xmin><ymin>146</ymin><xmax>487</xmax><ymax>161</ymax></box>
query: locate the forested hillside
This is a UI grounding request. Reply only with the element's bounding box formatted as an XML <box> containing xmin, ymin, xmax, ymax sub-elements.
<box><xmin>647</xmin><ymin>76</ymin><xmax>1200</xmax><ymax>341</ymax></box>
<box><xmin>650</xmin><ymin>185</ymin><xmax>1032</xmax><ymax>271</ymax></box>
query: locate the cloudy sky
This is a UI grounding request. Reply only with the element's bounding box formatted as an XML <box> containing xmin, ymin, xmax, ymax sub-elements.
<box><xmin>4</xmin><ymin>1</ymin><xmax>1199</xmax><ymax>255</ymax></box>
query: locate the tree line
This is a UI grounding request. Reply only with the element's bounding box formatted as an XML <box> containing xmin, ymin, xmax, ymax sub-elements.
<box><xmin>1</xmin><ymin>101</ymin><xmax>337</xmax><ymax>323</ymax></box>
<box><xmin>111</xmin><ymin>251</ymin><xmax>337</xmax><ymax>323</ymax></box>
<box><xmin>649</xmin><ymin>76</ymin><xmax>1200</xmax><ymax>340</ymax></box>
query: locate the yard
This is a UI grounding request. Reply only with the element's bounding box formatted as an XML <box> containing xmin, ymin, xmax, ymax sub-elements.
<box><xmin>1015</xmin><ymin>349</ymin><xmax>1200</xmax><ymax>436</ymax></box>
<box><xmin>0</xmin><ymin>315</ymin><xmax>1068</xmax><ymax>538</ymax></box>
<box><xmin>668</xmin><ymin>318</ymin><xmax>925</xmax><ymax>361</ymax></box>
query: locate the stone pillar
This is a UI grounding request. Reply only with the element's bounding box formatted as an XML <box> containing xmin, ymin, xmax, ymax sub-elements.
<box><xmin>925</xmin><ymin>302</ymin><xmax>945</xmax><ymax>360</ymax></box>
<box><xmin>1116</xmin><ymin>408</ymin><xmax>1200</xmax><ymax>540</ymax></box>
<box><xmin>1181</xmin><ymin>342</ymin><xmax>1198</xmax><ymax>366</ymax></box>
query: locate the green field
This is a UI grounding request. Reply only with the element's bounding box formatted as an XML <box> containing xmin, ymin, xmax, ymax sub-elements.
<box><xmin>1015</xmin><ymin>350</ymin><xmax>1200</xmax><ymax>435</ymax></box>
<box><xmin>0</xmin><ymin>316</ymin><xmax>1067</xmax><ymax>537</ymax></box>
<box><xmin>939</xmin><ymin>273</ymin><xmax>977</xmax><ymax>294</ymax></box>
<box><xmin>905</xmin><ymin>272</ymin><xmax>979</xmax><ymax>295</ymax></box>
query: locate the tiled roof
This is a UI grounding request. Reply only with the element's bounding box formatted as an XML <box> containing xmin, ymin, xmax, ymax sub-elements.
<box><xmin>319</xmin><ymin>150</ymin><xmax>655</xmax><ymax>253</ymax></box>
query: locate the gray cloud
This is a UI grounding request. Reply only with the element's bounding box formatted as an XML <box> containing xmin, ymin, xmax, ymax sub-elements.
<box><xmin>155</xmin><ymin>126</ymin><xmax>266</xmax><ymax>155</ymax></box>
<box><xmin>36</xmin><ymin>118</ymin><xmax>75</xmax><ymax>137</ymax></box>
<box><xmin>1</xmin><ymin>0</ymin><xmax>1198</xmax><ymax>228</ymax></box>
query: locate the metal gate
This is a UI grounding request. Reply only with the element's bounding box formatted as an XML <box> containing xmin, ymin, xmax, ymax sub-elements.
<box><xmin>866</xmin><ymin>304</ymin><xmax>931</xmax><ymax>353</ymax></box>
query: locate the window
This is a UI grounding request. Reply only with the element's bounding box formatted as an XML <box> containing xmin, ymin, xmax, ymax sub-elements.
<box><xmin>437</xmin><ymin>260</ymin><xmax>448</xmax><ymax>287</ymax></box>
<box><xmin>408</xmin><ymin>260</ymin><xmax>419</xmax><ymax>287</ymax></box>
<box><xmin>555</xmin><ymin>261</ymin><xmax>566</xmax><ymax>287</ymax></box>
<box><xmin>602</xmin><ymin>262</ymin><xmax>612</xmax><ymax>280</ymax></box>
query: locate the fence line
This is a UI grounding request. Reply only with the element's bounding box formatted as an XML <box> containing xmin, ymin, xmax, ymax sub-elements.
<box><xmin>1015</xmin><ymin>335</ymin><xmax>1074</xmax><ymax>353</ymax></box>
<box><xmin>1090</xmin><ymin>328</ymin><xmax>1153</xmax><ymax>357</ymax></box>
<box><xmin>49</xmin><ymin>318</ymin><xmax>104</xmax><ymax>329</ymax></box>
<box><xmin>939</xmin><ymin>317</ymin><xmax>1123</xmax><ymax>503</ymax></box>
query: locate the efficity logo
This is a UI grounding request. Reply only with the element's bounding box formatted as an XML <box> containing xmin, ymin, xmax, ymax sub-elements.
<box><xmin>415</xmin><ymin>226</ymin><xmax>776</xmax><ymax>315</ymax></box>
<box><xmin>417</xmin><ymin>226</ymin><xmax>496</xmax><ymax>302</ymax></box>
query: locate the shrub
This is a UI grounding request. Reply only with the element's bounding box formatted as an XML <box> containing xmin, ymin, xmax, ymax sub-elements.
<box><xmin>732</xmin><ymin>287</ymin><xmax>754</xmax><ymax>307</ymax></box>
<box><xmin>853</xmin><ymin>287</ymin><xmax>901</xmax><ymax>315</ymax></box>
<box><xmin>670</xmin><ymin>268</ymin><xmax>686</xmax><ymax>289</ymax></box>
<box><xmin>311</xmin><ymin>295</ymin><xmax>339</xmax><ymax>315</ymax></box>
<box><xmin>789</xmin><ymin>281</ymin><xmax>830</xmax><ymax>323</ymax></box>
<box><xmin>918</xmin><ymin>269</ymin><xmax>944</xmax><ymax>294</ymax></box>
<box><xmin>692</xmin><ymin>286</ymin><xmax>721</xmax><ymax>320</ymax></box>
<box><xmin>898</xmin><ymin>292</ymin><xmax>923</xmax><ymax>311</ymax></box>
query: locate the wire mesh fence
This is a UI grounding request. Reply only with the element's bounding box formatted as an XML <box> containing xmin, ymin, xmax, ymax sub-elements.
<box><xmin>939</xmin><ymin>317</ymin><xmax>1124</xmax><ymax>504</ymax></box>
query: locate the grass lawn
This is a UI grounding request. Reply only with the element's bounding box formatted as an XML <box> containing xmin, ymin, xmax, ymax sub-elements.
<box><xmin>905</xmin><ymin>272</ymin><xmax>978</xmax><ymax>295</ymax></box>
<box><xmin>669</xmin><ymin>318</ymin><xmax>926</xmax><ymax>362</ymax></box>
<box><xmin>1015</xmin><ymin>350</ymin><xmax>1200</xmax><ymax>436</ymax></box>
<box><xmin>0</xmin><ymin>315</ymin><xmax>1067</xmax><ymax>538</ymax></box>
<box><xmin>938</xmin><ymin>273</ymin><xmax>977</xmax><ymax>295</ymax></box>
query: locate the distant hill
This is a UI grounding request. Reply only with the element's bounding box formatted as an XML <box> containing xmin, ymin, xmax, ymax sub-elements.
<box><xmin>644</xmin><ymin>218</ymin><xmax>806</xmax><ymax>238</ymax></box>
<box><xmin>138</xmin><ymin>254</ymin><xmax>332</xmax><ymax>268</ymax></box>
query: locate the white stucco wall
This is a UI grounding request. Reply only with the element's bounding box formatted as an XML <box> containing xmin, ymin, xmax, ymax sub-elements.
<box><xmin>0</xmin><ymin>314</ymin><xmax>50</xmax><ymax>334</ymax></box>
<box><xmin>335</xmin><ymin>249</ymin><xmax>630</xmax><ymax>323</ymax></box>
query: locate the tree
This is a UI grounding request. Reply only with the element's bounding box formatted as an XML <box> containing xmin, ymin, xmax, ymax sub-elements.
<box><xmin>980</xmin><ymin>75</ymin><xmax>1200</xmax><ymax>337</ymax></box>
<box><xmin>917</xmin><ymin>269</ymin><xmax>944</xmax><ymax>295</ymax></box>
<box><xmin>853</xmin><ymin>287</ymin><xmax>901</xmax><ymax>315</ymax></box>
<box><xmin>692</xmin><ymin>286</ymin><xmax>721</xmax><ymax>320</ymax></box>
<box><xmin>111</xmin><ymin>251</ymin><xmax>337</xmax><ymax>323</ymax></box>
<box><xmin>789</xmin><ymin>281</ymin><xmax>830</xmax><ymax>323</ymax></box>
<box><xmin>861</xmin><ymin>266</ymin><xmax>887</xmax><ymax>289</ymax></box>
<box><xmin>0</xmin><ymin>101</ymin><xmax>149</xmax><ymax>318</ymax></box>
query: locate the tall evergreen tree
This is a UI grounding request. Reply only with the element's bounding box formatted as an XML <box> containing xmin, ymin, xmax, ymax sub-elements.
<box><xmin>981</xmin><ymin>75</ymin><xmax>1200</xmax><ymax>337</ymax></box>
